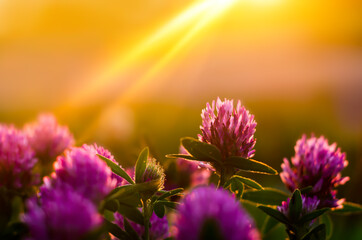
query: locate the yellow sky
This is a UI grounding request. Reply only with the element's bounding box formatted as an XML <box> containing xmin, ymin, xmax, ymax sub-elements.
<box><xmin>0</xmin><ymin>0</ymin><xmax>361</xmax><ymax>111</ymax></box>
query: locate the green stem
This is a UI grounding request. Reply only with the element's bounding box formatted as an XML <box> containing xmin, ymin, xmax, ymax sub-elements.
<box><xmin>142</xmin><ymin>199</ymin><xmax>150</xmax><ymax>240</ymax></box>
<box><xmin>218</xmin><ymin>168</ymin><xmax>226</xmax><ymax>188</ymax></box>
<box><xmin>218</xmin><ymin>167</ymin><xmax>233</xmax><ymax>189</ymax></box>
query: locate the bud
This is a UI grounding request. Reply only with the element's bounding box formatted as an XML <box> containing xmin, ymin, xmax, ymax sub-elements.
<box><xmin>139</xmin><ymin>158</ymin><xmax>165</xmax><ymax>200</ymax></box>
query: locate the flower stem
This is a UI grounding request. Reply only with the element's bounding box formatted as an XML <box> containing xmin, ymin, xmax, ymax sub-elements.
<box><xmin>142</xmin><ymin>199</ymin><xmax>150</xmax><ymax>240</ymax></box>
<box><xmin>218</xmin><ymin>167</ymin><xmax>233</xmax><ymax>189</ymax></box>
<box><xmin>218</xmin><ymin>168</ymin><xmax>226</xmax><ymax>188</ymax></box>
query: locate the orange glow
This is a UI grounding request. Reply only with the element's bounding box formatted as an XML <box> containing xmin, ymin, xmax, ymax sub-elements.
<box><xmin>61</xmin><ymin>0</ymin><xmax>236</xmax><ymax>110</ymax></box>
<box><xmin>0</xmin><ymin>0</ymin><xmax>361</xmax><ymax>137</ymax></box>
<box><xmin>71</xmin><ymin>0</ymin><xmax>237</xmax><ymax>141</ymax></box>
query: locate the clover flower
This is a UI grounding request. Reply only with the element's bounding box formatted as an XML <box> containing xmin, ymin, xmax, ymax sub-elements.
<box><xmin>175</xmin><ymin>186</ymin><xmax>260</xmax><ymax>240</ymax></box>
<box><xmin>134</xmin><ymin>157</ymin><xmax>165</xmax><ymax>200</ymax></box>
<box><xmin>190</xmin><ymin>169</ymin><xmax>212</xmax><ymax>187</ymax></box>
<box><xmin>0</xmin><ymin>124</ymin><xmax>38</xmax><ymax>190</ymax></box>
<box><xmin>113</xmin><ymin>212</ymin><xmax>169</xmax><ymax>240</ymax></box>
<box><xmin>82</xmin><ymin>143</ymin><xmax>124</xmax><ymax>186</ymax></box>
<box><xmin>24</xmin><ymin>114</ymin><xmax>74</xmax><ymax>160</ymax></box>
<box><xmin>141</xmin><ymin>158</ymin><xmax>165</xmax><ymax>186</ymax></box>
<box><xmin>198</xmin><ymin>98</ymin><xmax>257</xmax><ymax>159</ymax></box>
<box><xmin>23</xmin><ymin>188</ymin><xmax>102</xmax><ymax>240</ymax></box>
<box><xmin>42</xmin><ymin>147</ymin><xmax>116</xmax><ymax>204</ymax></box>
<box><xmin>277</xmin><ymin>195</ymin><xmax>320</xmax><ymax>221</ymax></box>
<box><xmin>280</xmin><ymin>135</ymin><xmax>349</xmax><ymax>208</ymax></box>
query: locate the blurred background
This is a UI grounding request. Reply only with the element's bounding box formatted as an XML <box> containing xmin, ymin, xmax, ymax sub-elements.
<box><xmin>0</xmin><ymin>0</ymin><xmax>361</xmax><ymax>238</ymax></box>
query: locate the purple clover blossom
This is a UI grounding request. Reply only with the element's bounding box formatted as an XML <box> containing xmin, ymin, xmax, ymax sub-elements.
<box><xmin>0</xmin><ymin>124</ymin><xmax>38</xmax><ymax>190</ymax></box>
<box><xmin>82</xmin><ymin>143</ymin><xmax>124</xmax><ymax>186</ymax></box>
<box><xmin>280</xmin><ymin>135</ymin><xmax>349</xmax><ymax>208</ymax></box>
<box><xmin>42</xmin><ymin>147</ymin><xmax>116</xmax><ymax>204</ymax></box>
<box><xmin>175</xmin><ymin>186</ymin><xmax>260</xmax><ymax>240</ymax></box>
<box><xmin>24</xmin><ymin>114</ymin><xmax>74</xmax><ymax>159</ymax></box>
<box><xmin>190</xmin><ymin>169</ymin><xmax>212</xmax><ymax>187</ymax></box>
<box><xmin>277</xmin><ymin>195</ymin><xmax>320</xmax><ymax>221</ymax></box>
<box><xmin>113</xmin><ymin>212</ymin><xmax>169</xmax><ymax>240</ymax></box>
<box><xmin>23</xmin><ymin>188</ymin><xmax>102</xmax><ymax>240</ymax></box>
<box><xmin>198</xmin><ymin>98</ymin><xmax>257</xmax><ymax>159</ymax></box>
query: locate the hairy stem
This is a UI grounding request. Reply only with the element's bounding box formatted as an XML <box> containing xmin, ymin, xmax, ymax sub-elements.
<box><xmin>142</xmin><ymin>199</ymin><xmax>150</xmax><ymax>240</ymax></box>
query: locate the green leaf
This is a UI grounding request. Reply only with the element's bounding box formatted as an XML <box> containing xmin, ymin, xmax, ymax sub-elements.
<box><xmin>289</xmin><ymin>189</ymin><xmax>302</xmax><ymax>222</ymax></box>
<box><xmin>98</xmin><ymin>154</ymin><xmax>134</xmax><ymax>184</ymax></box>
<box><xmin>118</xmin><ymin>203</ymin><xmax>144</xmax><ymax>226</ymax></box>
<box><xmin>320</xmin><ymin>213</ymin><xmax>333</xmax><ymax>240</ymax></box>
<box><xmin>225</xmin><ymin>156</ymin><xmax>277</xmax><ymax>175</ymax></box>
<box><xmin>301</xmin><ymin>224</ymin><xmax>326</xmax><ymax>240</ymax></box>
<box><xmin>258</xmin><ymin>206</ymin><xmax>290</xmax><ymax>225</ymax></box>
<box><xmin>103</xmin><ymin>199</ymin><xmax>120</xmax><ymax>212</ymax></box>
<box><xmin>231</xmin><ymin>175</ymin><xmax>263</xmax><ymax>190</ymax></box>
<box><xmin>242</xmin><ymin>188</ymin><xmax>289</xmax><ymax>205</ymax></box>
<box><xmin>181</xmin><ymin>137</ymin><xmax>222</xmax><ymax>163</ymax></box>
<box><xmin>118</xmin><ymin>193</ymin><xmax>141</xmax><ymax>208</ymax></box>
<box><xmin>157</xmin><ymin>188</ymin><xmax>184</xmax><ymax>200</ymax></box>
<box><xmin>231</xmin><ymin>178</ymin><xmax>244</xmax><ymax>199</ymax></box>
<box><xmin>155</xmin><ymin>200</ymin><xmax>180</xmax><ymax>210</ymax></box>
<box><xmin>153</xmin><ymin>202</ymin><xmax>166</xmax><ymax>218</ymax></box>
<box><xmin>124</xmin><ymin>218</ymin><xmax>141</xmax><ymax>240</ymax></box>
<box><xmin>165</xmin><ymin>154</ymin><xmax>198</xmax><ymax>160</ymax></box>
<box><xmin>262</xmin><ymin>216</ymin><xmax>281</xmax><ymax>235</ymax></box>
<box><xmin>135</xmin><ymin>147</ymin><xmax>149</xmax><ymax>184</ymax></box>
<box><xmin>332</xmin><ymin>202</ymin><xmax>362</xmax><ymax>215</ymax></box>
<box><xmin>103</xmin><ymin>209</ymin><xmax>115</xmax><ymax>222</ymax></box>
<box><xmin>103</xmin><ymin>219</ymin><xmax>130</xmax><ymax>240</ymax></box>
<box><xmin>224</xmin><ymin>177</ymin><xmax>244</xmax><ymax>199</ymax></box>
<box><xmin>133</xmin><ymin>180</ymin><xmax>163</xmax><ymax>199</ymax></box>
<box><xmin>107</xmin><ymin>185</ymin><xmax>137</xmax><ymax>201</ymax></box>
<box><xmin>230</xmin><ymin>178</ymin><xmax>243</xmax><ymax>193</ymax></box>
<box><xmin>298</xmin><ymin>208</ymin><xmax>329</xmax><ymax>224</ymax></box>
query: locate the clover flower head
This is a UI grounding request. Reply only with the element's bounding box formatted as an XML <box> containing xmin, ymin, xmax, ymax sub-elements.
<box><xmin>82</xmin><ymin>143</ymin><xmax>124</xmax><ymax>186</ymax></box>
<box><xmin>141</xmin><ymin>158</ymin><xmax>165</xmax><ymax>186</ymax></box>
<box><xmin>24</xmin><ymin>114</ymin><xmax>74</xmax><ymax>159</ymax></box>
<box><xmin>277</xmin><ymin>195</ymin><xmax>320</xmax><ymax>221</ymax></box>
<box><xmin>190</xmin><ymin>169</ymin><xmax>212</xmax><ymax>187</ymax></box>
<box><xmin>280</xmin><ymin>135</ymin><xmax>349</xmax><ymax>208</ymax></box>
<box><xmin>175</xmin><ymin>186</ymin><xmax>260</xmax><ymax>240</ymax></box>
<box><xmin>198</xmin><ymin>97</ymin><xmax>257</xmax><ymax>159</ymax></box>
<box><xmin>43</xmin><ymin>147</ymin><xmax>116</xmax><ymax>204</ymax></box>
<box><xmin>0</xmin><ymin>124</ymin><xmax>38</xmax><ymax>190</ymax></box>
<box><xmin>113</xmin><ymin>212</ymin><xmax>169</xmax><ymax>240</ymax></box>
<box><xmin>23</xmin><ymin>188</ymin><xmax>102</xmax><ymax>240</ymax></box>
